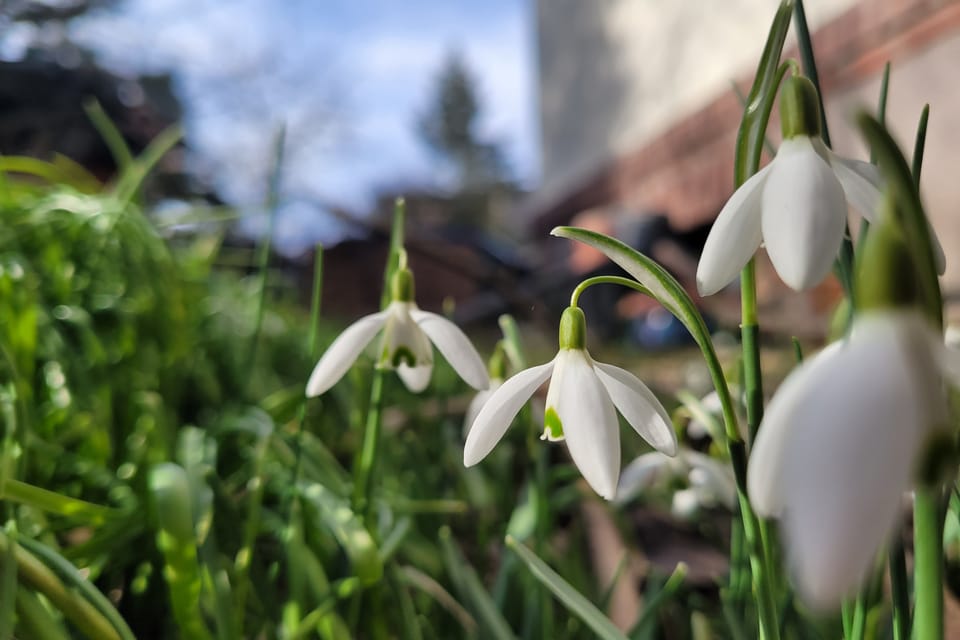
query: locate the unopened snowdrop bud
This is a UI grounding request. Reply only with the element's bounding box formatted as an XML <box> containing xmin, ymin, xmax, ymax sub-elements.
<box><xmin>856</xmin><ymin>197</ymin><xmax>920</xmax><ymax>312</ymax></box>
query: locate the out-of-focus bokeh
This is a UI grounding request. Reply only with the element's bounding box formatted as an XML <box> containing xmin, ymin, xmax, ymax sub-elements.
<box><xmin>3</xmin><ymin>0</ymin><xmax>958</xmax><ymax>339</ymax></box>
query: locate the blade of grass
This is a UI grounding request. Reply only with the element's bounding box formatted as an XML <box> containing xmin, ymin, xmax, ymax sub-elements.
<box><xmin>506</xmin><ymin>535</ymin><xmax>629</xmax><ymax>640</ymax></box>
<box><xmin>84</xmin><ymin>99</ymin><xmax>134</xmax><ymax>172</ymax></box>
<box><xmin>398</xmin><ymin>565</ymin><xmax>477</xmax><ymax>635</ymax></box>
<box><xmin>439</xmin><ymin>526</ymin><xmax>515</xmax><ymax>640</ymax></box>
<box><xmin>112</xmin><ymin>124</ymin><xmax>183</xmax><ymax>205</ymax></box>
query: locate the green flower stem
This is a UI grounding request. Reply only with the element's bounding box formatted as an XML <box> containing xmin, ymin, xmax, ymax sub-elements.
<box><xmin>292</xmin><ymin>244</ymin><xmax>324</xmax><ymax>490</ymax></box>
<box><xmin>889</xmin><ymin>536</ymin><xmax>911</xmax><ymax>640</ymax></box>
<box><xmin>352</xmin><ymin>369</ymin><xmax>386</xmax><ymax>521</ymax></box>
<box><xmin>352</xmin><ymin>199</ymin><xmax>405</xmax><ymax>523</ymax></box>
<box><xmin>570</xmin><ymin>275</ymin><xmax>650</xmax><ymax>308</ymax></box>
<box><xmin>914</xmin><ymin>487</ymin><xmax>944</xmax><ymax>640</ymax></box>
<box><xmin>739</xmin><ymin>261</ymin><xmax>762</xmax><ymax>442</ymax></box>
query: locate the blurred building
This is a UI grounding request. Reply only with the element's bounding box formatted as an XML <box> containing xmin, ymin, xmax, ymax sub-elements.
<box><xmin>530</xmin><ymin>0</ymin><xmax>960</xmax><ymax>331</ymax></box>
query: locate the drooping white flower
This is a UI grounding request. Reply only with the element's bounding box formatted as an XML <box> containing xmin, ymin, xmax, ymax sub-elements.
<box><xmin>747</xmin><ymin>310</ymin><xmax>960</xmax><ymax>609</ymax></box>
<box><xmin>463</xmin><ymin>307</ymin><xmax>678</xmax><ymax>500</ymax></box>
<box><xmin>616</xmin><ymin>449</ymin><xmax>737</xmax><ymax>518</ymax></box>
<box><xmin>305</xmin><ymin>276</ymin><xmax>488</xmax><ymax>397</ymax></box>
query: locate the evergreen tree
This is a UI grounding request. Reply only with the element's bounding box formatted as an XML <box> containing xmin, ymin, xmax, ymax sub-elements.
<box><xmin>418</xmin><ymin>52</ymin><xmax>508</xmax><ymax>191</ymax></box>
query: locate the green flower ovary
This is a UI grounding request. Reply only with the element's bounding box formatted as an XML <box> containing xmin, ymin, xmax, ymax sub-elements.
<box><xmin>780</xmin><ymin>75</ymin><xmax>822</xmax><ymax>140</ymax></box>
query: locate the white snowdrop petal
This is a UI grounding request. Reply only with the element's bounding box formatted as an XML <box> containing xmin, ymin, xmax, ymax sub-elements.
<box><xmin>397</xmin><ymin>363</ymin><xmax>433</xmax><ymax>393</ymax></box>
<box><xmin>748</xmin><ymin>340</ymin><xmax>843</xmax><ymax>517</ymax></box>
<box><xmin>615</xmin><ymin>452</ymin><xmax>668</xmax><ymax>505</ymax></box>
<box><xmin>762</xmin><ymin>137</ymin><xmax>847</xmax><ymax>290</ymax></box>
<box><xmin>685</xmin><ymin>451</ymin><xmax>737</xmax><ymax>509</ymax></box>
<box><xmin>552</xmin><ymin>351</ymin><xmax>621</xmax><ymax>500</ymax></box>
<box><xmin>411</xmin><ymin>309</ymin><xmax>490</xmax><ymax>390</ymax></box>
<box><xmin>696</xmin><ymin>163</ymin><xmax>771</xmax><ymax>295</ymax></box>
<box><xmin>463</xmin><ymin>381</ymin><xmax>501</xmax><ymax>438</ymax></box>
<box><xmin>463</xmin><ymin>361</ymin><xmax>555</xmax><ymax>466</ymax></box>
<box><xmin>828</xmin><ymin>153</ymin><xmax>882</xmax><ymax>220</ymax></box>
<box><xmin>938</xmin><ymin>342</ymin><xmax>960</xmax><ymax>389</ymax></box>
<box><xmin>305</xmin><ymin>310</ymin><xmax>390</xmax><ymax>397</ymax></box>
<box><xmin>776</xmin><ymin>317</ymin><xmax>924</xmax><ymax>609</ymax></box>
<box><xmin>593</xmin><ymin>362</ymin><xmax>677</xmax><ymax>455</ymax></box>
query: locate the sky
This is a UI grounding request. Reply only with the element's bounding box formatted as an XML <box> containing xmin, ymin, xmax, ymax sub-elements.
<box><xmin>65</xmin><ymin>0</ymin><xmax>539</xmax><ymax>253</ymax></box>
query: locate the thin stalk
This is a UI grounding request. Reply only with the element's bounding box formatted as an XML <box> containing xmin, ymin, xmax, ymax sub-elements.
<box><xmin>292</xmin><ymin>245</ymin><xmax>324</xmax><ymax>489</ymax></box>
<box><xmin>889</xmin><ymin>536</ymin><xmax>911</xmax><ymax>640</ymax></box>
<box><xmin>353</xmin><ymin>369</ymin><xmax>386</xmax><ymax>520</ymax></box>
<box><xmin>570</xmin><ymin>275</ymin><xmax>652</xmax><ymax>308</ymax></box>
<box><xmin>914</xmin><ymin>488</ymin><xmax>944</xmax><ymax>640</ymax></box>
<box><xmin>533</xmin><ymin>438</ymin><xmax>553</xmax><ymax>639</ymax></box>
<box><xmin>246</xmin><ymin>127</ymin><xmax>286</xmax><ymax>378</ymax></box>
<box><xmin>352</xmin><ymin>199</ymin><xmax>405</xmax><ymax>522</ymax></box>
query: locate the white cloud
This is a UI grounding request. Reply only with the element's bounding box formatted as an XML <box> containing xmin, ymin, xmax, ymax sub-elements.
<box><xmin>72</xmin><ymin>0</ymin><xmax>538</xmax><ymax>243</ymax></box>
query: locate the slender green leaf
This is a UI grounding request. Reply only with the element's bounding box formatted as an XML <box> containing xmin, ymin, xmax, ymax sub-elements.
<box><xmin>300</xmin><ymin>483</ymin><xmax>383</xmax><ymax>585</ymax></box>
<box><xmin>112</xmin><ymin>124</ymin><xmax>184</xmax><ymax>205</ymax></box>
<box><xmin>1</xmin><ymin>479</ymin><xmax>118</xmax><ymax>524</ymax></box>
<box><xmin>735</xmin><ymin>0</ymin><xmax>795</xmax><ymax>185</ymax></box>
<box><xmin>439</xmin><ymin>527</ymin><xmax>515</xmax><ymax>640</ymax></box>
<box><xmin>84</xmin><ymin>99</ymin><xmax>134</xmax><ymax>171</ymax></box>
<box><xmin>398</xmin><ymin>565</ymin><xmax>477</xmax><ymax>634</ymax></box>
<box><xmin>506</xmin><ymin>535</ymin><xmax>628</xmax><ymax>640</ymax></box>
<box><xmin>629</xmin><ymin>563</ymin><xmax>687</xmax><ymax>638</ymax></box>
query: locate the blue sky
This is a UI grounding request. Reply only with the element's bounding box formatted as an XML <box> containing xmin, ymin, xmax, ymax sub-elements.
<box><xmin>68</xmin><ymin>0</ymin><xmax>538</xmax><ymax>252</ymax></box>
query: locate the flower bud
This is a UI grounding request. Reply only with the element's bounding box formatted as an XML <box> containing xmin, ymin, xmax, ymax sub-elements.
<box><xmin>856</xmin><ymin>195</ymin><xmax>921</xmax><ymax>312</ymax></box>
<box><xmin>780</xmin><ymin>75</ymin><xmax>822</xmax><ymax>140</ymax></box>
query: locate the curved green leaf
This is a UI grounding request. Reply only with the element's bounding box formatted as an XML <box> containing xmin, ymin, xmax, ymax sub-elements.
<box><xmin>505</xmin><ymin>535</ymin><xmax>628</xmax><ymax>640</ymax></box>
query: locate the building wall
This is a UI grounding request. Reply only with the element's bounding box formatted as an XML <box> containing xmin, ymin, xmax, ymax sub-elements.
<box><xmin>536</xmin><ymin>0</ymin><xmax>857</xmax><ymax>200</ymax></box>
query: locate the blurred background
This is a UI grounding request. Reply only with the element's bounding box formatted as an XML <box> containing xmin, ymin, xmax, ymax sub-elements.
<box><xmin>3</xmin><ymin>2</ymin><xmax>960</xmax><ymax>635</ymax></box>
<box><xmin>2</xmin><ymin>0</ymin><xmax>958</xmax><ymax>342</ymax></box>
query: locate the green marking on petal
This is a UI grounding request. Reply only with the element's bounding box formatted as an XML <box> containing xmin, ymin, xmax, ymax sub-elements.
<box><xmin>390</xmin><ymin>346</ymin><xmax>417</xmax><ymax>368</ymax></box>
<box><xmin>542</xmin><ymin>407</ymin><xmax>564</xmax><ymax>441</ymax></box>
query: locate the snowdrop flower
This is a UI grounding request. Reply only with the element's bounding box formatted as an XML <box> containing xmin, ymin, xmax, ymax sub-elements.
<box><xmin>306</xmin><ymin>266</ymin><xmax>488</xmax><ymax>396</ymax></box>
<box><xmin>698</xmin><ymin>75</ymin><xmax>886</xmax><ymax>294</ymax></box>
<box><xmin>616</xmin><ymin>449</ymin><xmax>736</xmax><ymax>518</ymax></box>
<box><xmin>463</xmin><ymin>306</ymin><xmax>678</xmax><ymax>500</ymax></box>
<box><xmin>747</xmin><ymin>309</ymin><xmax>959</xmax><ymax>609</ymax></box>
